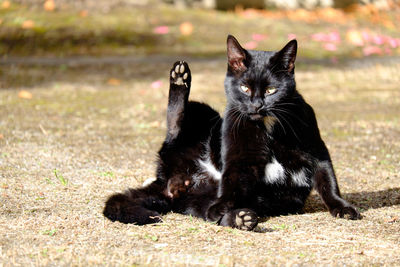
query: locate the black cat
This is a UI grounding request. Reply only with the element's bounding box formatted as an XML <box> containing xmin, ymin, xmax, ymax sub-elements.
<box><xmin>103</xmin><ymin>35</ymin><xmax>361</xmax><ymax>230</ymax></box>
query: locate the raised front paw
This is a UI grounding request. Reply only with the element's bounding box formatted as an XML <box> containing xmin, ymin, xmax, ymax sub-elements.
<box><xmin>330</xmin><ymin>205</ymin><xmax>362</xmax><ymax>220</ymax></box>
<box><xmin>220</xmin><ymin>208</ymin><xmax>258</xmax><ymax>231</ymax></box>
<box><xmin>170</xmin><ymin>61</ymin><xmax>191</xmax><ymax>87</ymax></box>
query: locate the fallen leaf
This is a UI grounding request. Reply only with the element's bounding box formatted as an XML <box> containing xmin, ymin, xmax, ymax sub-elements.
<box><xmin>18</xmin><ymin>90</ymin><xmax>33</xmax><ymax>99</ymax></box>
<box><xmin>385</xmin><ymin>216</ymin><xmax>398</xmax><ymax>223</ymax></box>
<box><xmin>151</xmin><ymin>80</ymin><xmax>163</xmax><ymax>89</ymax></box>
<box><xmin>79</xmin><ymin>10</ymin><xmax>88</xmax><ymax>17</ymax></box>
<box><xmin>0</xmin><ymin>134</ymin><xmax>3</xmax><ymax>139</ymax></box>
<box><xmin>1</xmin><ymin>1</ymin><xmax>10</xmax><ymax>9</ymax></box>
<box><xmin>149</xmin><ymin>121</ymin><xmax>160</xmax><ymax>128</ymax></box>
<box><xmin>315</xmin><ymin>8</ymin><xmax>347</xmax><ymax>24</ymax></box>
<box><xmin>179</xmin><ymin>22</ymin><xmax>193</xmax><ymax>36</ymax></box>
<box><xmin>153</xmin><ymin>26</ymin><xmax>169</xmax><ymax>35</ymax></box>
<box><xmin>22</xmin><ymin>20</ymin><xmax>35</xmax><ymax>29</ymax></box>
<box><xmin>44</xmin><ymin>0</ymin><xmax>55</xmax><ymax>11</ymax></box>
<box><xmin>243</xmin><ymin>41</ymin><xmax>258</xmax><ymax>50</ymax></box>
<box><xmin>107</xmin><ymin>78</ymin><xmax>121</xmax><ymax>86</ymax></box>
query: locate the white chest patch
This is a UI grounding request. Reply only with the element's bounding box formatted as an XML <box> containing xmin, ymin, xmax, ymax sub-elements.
<box><xmin>198</xmin><ymin>159</ymin><xmax>222</xmax><ymax>181</ymax></box>
<box><xmin>142</xmin><ymin>177</ymin><xmax>156</xmax><ymax>187</ymax></box>
<box><xmin>264</xmin><ymin>157</ymin><xmax>285</xmax><ymax>184</ymax></box>
<box><xmin>291</xmin><ymin>168</ymin><xmax>310</xmax><ymax>187</ymax></box>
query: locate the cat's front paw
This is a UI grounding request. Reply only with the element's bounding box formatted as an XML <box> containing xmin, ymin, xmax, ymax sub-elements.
<box><xmin>330</xmin><ymin>205</ymin><xmax>362</xmax><ymax>220</ymax></box>
<box><xmin>220</xmin><ymin>209</ymin><xmax>258</xmax><ymax>231</ymax></box>
<box><xmin>207</xmin><ymin>200</ymin><xmax>233</xmax><ymax>222</ymax></box>
<box><xmin>170</xmin><ymin>61</ymin><xmax>191</xmax><ymax>88</ymax></box>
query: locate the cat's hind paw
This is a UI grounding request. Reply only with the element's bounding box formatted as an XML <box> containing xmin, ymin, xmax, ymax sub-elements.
<box><xmin>170</xmin><ymin>61</ymin><xmax>191</xmax><ymax>88</ymax></box>
<box><xmin>220</xmin><ymin>208</ymin><xmax>258</xmax><ymax>231</ymax></box>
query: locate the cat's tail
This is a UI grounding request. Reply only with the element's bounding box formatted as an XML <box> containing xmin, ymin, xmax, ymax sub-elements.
<box><xmin>103</xmin><ymin>181</ymin><xmax>171</xmax><ymax>225</ymax></box>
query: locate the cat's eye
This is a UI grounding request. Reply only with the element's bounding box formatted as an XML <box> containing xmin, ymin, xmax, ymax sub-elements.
<box><xmin>265</xmin><ymin>87</ymin><xmax>277</xmax><ymax>95</ymax></box>
<box><xmin>240</xmin><ymin>85</ymin><xmax>251</xmax><ymax>94</ymax></box>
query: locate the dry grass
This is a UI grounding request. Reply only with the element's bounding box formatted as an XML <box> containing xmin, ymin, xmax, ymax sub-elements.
<box><xmin>1</xmin><ymin>57</ymin><xmax>400</xmax><ymax>266</ymax></box>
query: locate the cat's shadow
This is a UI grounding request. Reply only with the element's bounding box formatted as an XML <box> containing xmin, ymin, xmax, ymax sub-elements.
<box><xmin>303</xmin><ymin>187</ymin><xmax>400</xmax><ymax>214</ymax></box>
<box><xmin>254</xmin><ymin>187</ymin><xmax>400</xmax><ymax>232</ymax></box>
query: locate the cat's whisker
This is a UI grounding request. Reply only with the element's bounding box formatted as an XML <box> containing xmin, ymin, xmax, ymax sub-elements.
<box><xmin>210</xmin><ymin>114</ymin><xmax>223</xmax><ymax>131</ymax></box>
<box><xmin>269</xmin><ymin>111</ymin><xmax>287</xmax><ymax>136</ymax></box>
<box><xmin>226</xmin><ymin>107</ymin><xmax>242</xmax><ymax>141</ymax></box>
<box><xmin>272</xmin><ymin>110</ymin><xmax>301</xmax><ymax>142</ymax></box>
<box><xmin>233</xmin><ymin>112</ymin><xmax>244</xmax><ymax>141</ymax></box>
<box><xmin>270</xmin><ymin>105</ymin><xmax>308</xmax><ymax>127</ymax></box>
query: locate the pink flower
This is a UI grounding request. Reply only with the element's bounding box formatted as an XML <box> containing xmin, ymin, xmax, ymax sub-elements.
<box><xmin>372</xmin><ymin>35</ymin><xmax>385</xmax><ymax>45</ymax></box>
<box><xmin>151</xmin><ymin>80</ymin><xmax>163</xmax><ymax>89</ymax></box>
<box><xmin>311</xmin><ymin>33</ymin><xmax>327</xmax><ymax>42</ymax></box>
<box><xmin>362</xmin><ymin>31</ymin><xmax>372</xmax><ymax>43</ymax></box>
<box><xmin>153</xmin><ymin>26</ymin><xmax>169</xmax><ymax>35</ymax></box>
<box><xmin>243</xmin><ymin>41</ymin><xmax>258</xmax><ymax>50</ymax></box>
<box><xmin>287</xmin><ymin>33</ymin><xmax>297</xmax><ymax>40</ymax></box>
<box><xmin>363</xmin><ymin>46</ymin><xmax>382</xmax><ymax>56</ymax></box>
<box><xmin>384</xmin><ymin>48</ymin><xmax>392</xmax><ymax>55</ymax></box>
<box><xmin>311</xmin><ymin>32</ymin><xmax>340</xmax><ymax>43</ymax></box>
<box><xmin>252</xmin><ymin>33</ymin><xmax>267</xmax><ymax>42</ymax></box>
<box><xmin>328</xmin><ymin>31</ymin><xmax>341</xmax><ymax>43</ymax></box>
<box><xmin>387</xmin><ymin>38</ymin><xmax>398</xmax><ymax>48</ymax></box>
<box><xmin>323</xmin><ymin>43</ymin><xmax>337</xmax><ymax>51</ymax></box>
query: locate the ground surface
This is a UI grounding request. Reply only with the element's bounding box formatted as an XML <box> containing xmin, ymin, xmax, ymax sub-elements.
<box><xmin>1</xmin><ymin>55</ymin><xmax>400</xmax><ymax>266</ymax></box>
<box><xmin>1</xmin><ymin>2</ymin><xmax>400</xmax><ymax>266</ymax></box>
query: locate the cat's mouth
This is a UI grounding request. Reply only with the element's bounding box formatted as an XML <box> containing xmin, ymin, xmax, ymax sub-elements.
<box><xmin>248</xmin><ymin>113</ymin><xmax>264</xmax><ymax>120</ymax></box>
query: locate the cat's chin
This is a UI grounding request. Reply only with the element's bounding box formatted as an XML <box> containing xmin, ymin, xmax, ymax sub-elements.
<box><xmin>248</xmin><ymin>114</ymin><xmax>264</xmax><ymax>120</ymax></box>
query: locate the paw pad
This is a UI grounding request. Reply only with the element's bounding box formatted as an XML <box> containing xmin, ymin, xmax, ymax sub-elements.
<box><xmin>171</xmin><ymin>61</ymin><xmax>190</xmax><ymax>87</ymax></box>
<box><xmin>235</xmin><ymin>209</ymin><xmax>258</xmax><ymax>231</ymax></box>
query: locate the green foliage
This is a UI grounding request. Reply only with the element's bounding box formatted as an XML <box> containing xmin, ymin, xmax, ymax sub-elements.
<box><xmin>54</xmin><ymin>169</ymin><xmax>68</xmax><ymax>186</ymax></box>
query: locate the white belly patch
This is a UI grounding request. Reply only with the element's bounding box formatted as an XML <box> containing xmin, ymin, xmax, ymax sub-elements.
<box><xmin>291</xmin><ymin>168</ymin><xmax>310</xmax><ymax>187</ymax></box>
<box><xmin>198</xmin><ymin>158</ymin><xmax>222</xmax><ymax>181</ymax></box>
<box><xmin>264</xmin><ymin>157</ymin><xmax>285</xmax><ymax>184</ymax></box>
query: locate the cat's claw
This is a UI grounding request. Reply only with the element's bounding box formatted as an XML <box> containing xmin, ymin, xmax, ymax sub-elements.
<box><xmin>170</xmin><ymin>61</ymin><xmax>191</xmax><ymax>88</ymax></box>
<box><xmin>330</xmin><ymin>205</ymin><xmax>362</xmax><ymax>220</ymax></box>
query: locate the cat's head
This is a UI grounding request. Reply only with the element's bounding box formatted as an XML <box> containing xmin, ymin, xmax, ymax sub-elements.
<box><xmin>224</xmin><ymin>35</ymin><xmax>297</xmax><ymax>121</ymax></box>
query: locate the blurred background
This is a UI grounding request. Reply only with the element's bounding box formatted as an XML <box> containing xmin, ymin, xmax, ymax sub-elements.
<box><xmin>0</xmin><ymin>0</ymin><xmax>399</xmax><ymax>60</ymax></box>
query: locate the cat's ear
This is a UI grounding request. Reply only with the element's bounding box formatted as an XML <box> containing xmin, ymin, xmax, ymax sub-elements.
<box><xmin>276</xmin><ymin>39</ymin><xmax>297</xmax><ymax>73</ymax></box>
<box><xmin>227</xmin><ymin>35</ymin><xmax>247</xmax><ymax>73</ymax></box>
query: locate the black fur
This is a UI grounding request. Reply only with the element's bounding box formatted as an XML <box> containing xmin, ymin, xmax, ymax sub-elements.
<box><xmin>103</xmin><ymin>37</ymin><xmax>361</xmax><ymax>230</ymax></box>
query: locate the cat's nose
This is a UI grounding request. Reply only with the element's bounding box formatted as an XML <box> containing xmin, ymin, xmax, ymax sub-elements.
<box><xmin>252</xmin><ymin>99</ymin><xmax>263</xmax><ymax>112</ymax></box>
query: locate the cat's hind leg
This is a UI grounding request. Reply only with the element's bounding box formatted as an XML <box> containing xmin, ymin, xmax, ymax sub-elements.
<box><xmin>103</xmin><ymin>182</ymin><xmax>171</xmax><ymax>225</ymax></box>
<box><xmin>166</xmin><ymin>61</ymin><xmax>191</xmax><ymax>142</ymax></box>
